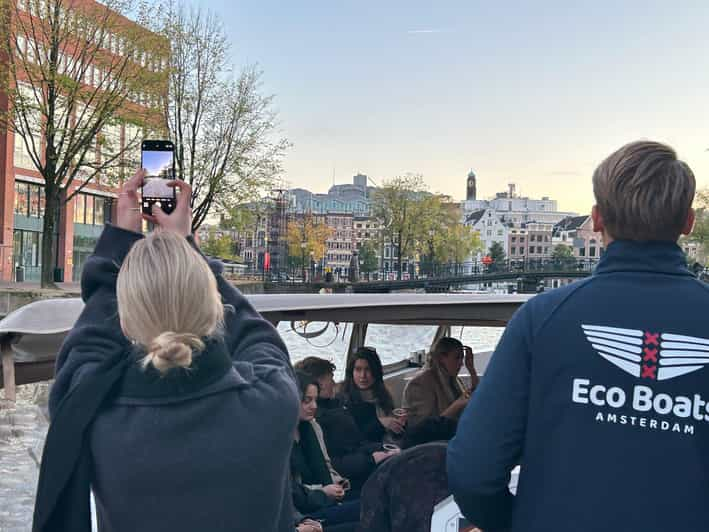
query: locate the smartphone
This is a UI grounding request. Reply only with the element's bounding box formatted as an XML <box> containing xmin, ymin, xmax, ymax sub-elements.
<box><xmin>141</xmin><ymin>140</ymin><xmax>176</xmax><ymax>215</ymax></box>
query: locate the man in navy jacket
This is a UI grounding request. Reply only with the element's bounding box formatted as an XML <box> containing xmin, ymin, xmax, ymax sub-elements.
<box><xmin>447</xmin><ymin>141</ymin><xmax>709</xmax><ymax>532</ymax></box>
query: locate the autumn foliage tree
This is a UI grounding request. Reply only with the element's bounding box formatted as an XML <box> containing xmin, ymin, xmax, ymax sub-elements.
<box><xmin>286</xmin><ymin>212</ymin><xmax>332</xmax><ymax>279</ymax></box>
<box><xmin>372</xmin><ymin>174</ymin><xmax>428</xmax><ymax>280</ymax></box>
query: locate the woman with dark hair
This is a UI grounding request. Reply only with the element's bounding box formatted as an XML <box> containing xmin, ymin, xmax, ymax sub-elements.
<box><xmin>295</xmin><ymin>357</ymin><xmax>396</xmax><ymax>492</ymax></box>
<box><xmin>292</xmin><ymin>371</ymin><xmax>360</xmax><ymax>530</ymax></box>
<box><xmin>340</xmin><ymin>347</ymin><xmax>403</xmax><ymax>442</ymax></box>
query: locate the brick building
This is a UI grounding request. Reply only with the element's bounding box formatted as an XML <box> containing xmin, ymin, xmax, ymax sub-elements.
<box><xmin>0</xmin><ymin>0</ymin><xmax>165</xmax><ymax>281</ymax></box>
<box><xmin>507</xmin><ymin>221</ymin><xmax>554</xmax><ymax>261</ymax></box>
<box><xmin>552</xmin><ymin>215</ymin><xmax>604</xmax><ymax>259</ymax></box>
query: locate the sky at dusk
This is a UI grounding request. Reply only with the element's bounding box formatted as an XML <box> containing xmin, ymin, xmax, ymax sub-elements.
<box><xmin>203</xmin><ymin>0</ymin><xmax>709</xmax><ymax>215</ymax></box>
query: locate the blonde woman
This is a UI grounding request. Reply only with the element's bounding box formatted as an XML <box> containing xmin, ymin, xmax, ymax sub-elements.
<box><xmin>403</xmin><ymin>337</ymin><xmax>479</xmax><ymax>429</ymax></box>
<box><xmin>34</xmin><ymin>170</ymin><xmax>299</xmax><ymax>532</ymax></box>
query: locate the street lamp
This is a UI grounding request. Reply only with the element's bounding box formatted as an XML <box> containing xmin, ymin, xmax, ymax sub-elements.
<box><xmin>300</xmin><ymin>241</ymin><xmax>307</xmax><ymax>281</ymax></box>
<box><xmin>310</xmin><ymin>250</ymin><xmax>315</xmax><ymax>282</ymax></box>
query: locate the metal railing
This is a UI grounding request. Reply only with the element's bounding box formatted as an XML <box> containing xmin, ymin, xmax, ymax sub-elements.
<box><xmin>260</xmin><ymin>257</ymin><xmax>601</xmax><ymax>285</ymax></box>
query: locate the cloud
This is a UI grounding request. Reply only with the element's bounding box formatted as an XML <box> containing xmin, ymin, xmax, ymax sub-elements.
<box><xmin>406</xmin><ymin>29</ymin><xmax>452</xmax><ymax>34</ymax></box>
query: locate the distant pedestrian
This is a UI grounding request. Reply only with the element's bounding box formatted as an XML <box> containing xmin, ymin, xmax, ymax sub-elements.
<box><xmin>34</xmin><ymin>171</ymin><xmax>299</xmax><ymax>532</ymax></box>
<box><xmin>448</xmin><ymin>140</ymin><xmax>709</xmax><ymax>532</ymax></box>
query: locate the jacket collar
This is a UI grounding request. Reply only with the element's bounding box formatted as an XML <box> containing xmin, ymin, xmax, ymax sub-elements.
<box><xmin>117</xmin><ymin>336</ymin><xmax>233</xmax><ymax>398</ymax></box>
<box><xmin>594</xmin><ymin>240</ymin><xmax>693</xmax><ymax>278</ymax></box>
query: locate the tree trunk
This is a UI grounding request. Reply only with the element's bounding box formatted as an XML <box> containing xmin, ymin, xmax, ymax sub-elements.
<box><xmin>397</xmin><ymin>231</ymin><xmax>403</xmax><ymax>281</ymax></box>
<box><xmin>40</xmin><ymin>185</ymin><xmax>59</xmax><ymax>289</ymax></box>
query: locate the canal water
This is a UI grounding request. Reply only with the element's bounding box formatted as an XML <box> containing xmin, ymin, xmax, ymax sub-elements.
<box><xmin>0</xmin><ymin>325</ymin><xmax>504</xmax><ymax>531</ymax></box>
<box><xmin>280</xmin><ymin>322</ymin><xmax>504</xmax><ymax>379</ymax></box>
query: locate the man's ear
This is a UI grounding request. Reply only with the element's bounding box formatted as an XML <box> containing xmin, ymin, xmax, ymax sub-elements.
<box><xmin>591</xmin><ymin>205</ymin><xmax>604</xmax><ymax>233</ymax></box>
<box><xmin>681</xmin><ymin>208</ymin><xmax>695</xmax><ymax>236</ymax></box>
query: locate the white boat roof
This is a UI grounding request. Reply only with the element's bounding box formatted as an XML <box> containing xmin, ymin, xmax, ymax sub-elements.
<box><xmin>0</xmin><ymin>292</ymin><xmax>531</xmax><ymax>384</ymax></box>
<box><xmin>0</xmin><ymin>293</ymin><xmax>532</xmax><ymax>341</ymax></box>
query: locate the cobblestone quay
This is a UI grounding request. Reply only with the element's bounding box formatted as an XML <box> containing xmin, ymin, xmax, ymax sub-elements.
<box><xmin>0</xmin><ymin>384</ymin><xmax>50</xmax><ymax>532</ymax></box>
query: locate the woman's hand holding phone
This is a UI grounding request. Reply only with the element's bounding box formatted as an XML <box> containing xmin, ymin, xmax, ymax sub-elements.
<box><xmin>116</xmin><ymin>168</ymin><xmax>192</xmax><ymax>237</ymax></box>
<box><xmin>116</xmin><ymin>169</ymin><xmax>146</xmax><ymax>233</ymax></box>
<box><xmin>143</xmin><ymin>179</ymin><xmax>192</xmax><ymax>237</ymax></box>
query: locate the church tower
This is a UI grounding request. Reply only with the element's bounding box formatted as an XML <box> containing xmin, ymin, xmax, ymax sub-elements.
<box><xmin>466</xmin><ymin>170</ymin><xmax>477</xmax><ymax>201</ymax></box>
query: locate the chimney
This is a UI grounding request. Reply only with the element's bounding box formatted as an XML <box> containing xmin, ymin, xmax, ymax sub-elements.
<box><xmin>508</xmin><ymin>183</ymin><xmax>516</xmax><ymax>198</ymax></box>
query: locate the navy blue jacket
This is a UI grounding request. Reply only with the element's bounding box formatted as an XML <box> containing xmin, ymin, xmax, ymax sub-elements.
<box><xmin>448</xmin><ymin>240</ymin><xmax>709</xmax><ymax>532</ymax></box>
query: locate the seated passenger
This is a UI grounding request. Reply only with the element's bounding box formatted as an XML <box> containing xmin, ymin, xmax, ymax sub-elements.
<box><xmin>339</xmin><ymin>347</ymin><xmax>403</xmax><ymax>442</ymax></box>
<box><xmin>292</xmin><ymin>371</ymin><xmax>360</xmax><ymax>529</ymax></box>
<box><xmin>402</xmin><ymin>337</ymin><xmax>479</xmax><ymax>429</ymax></box>
<box><xmin>357</xmin><ymin>442</ymin><xmax>450</xmax><ymax>532</ymax></box>
<box><xmin>295</xmin><ymin>357</ymin><xmax>398</xmax><ymax>491</ymax></box>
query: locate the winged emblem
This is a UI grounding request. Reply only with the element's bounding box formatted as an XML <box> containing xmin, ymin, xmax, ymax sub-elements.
<box><xmin>581</xmin><ymin>324</ymin><xmax>709</xmax><ymax>381</ymax></box>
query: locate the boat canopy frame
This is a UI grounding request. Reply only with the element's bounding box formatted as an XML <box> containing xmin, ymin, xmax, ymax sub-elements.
<box><xmin>0</xmin><ymin>293</ymin><xmax>530</xmax><ymax>400</ymax></box>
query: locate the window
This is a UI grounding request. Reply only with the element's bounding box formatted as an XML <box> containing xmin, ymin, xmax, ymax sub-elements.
<box><xmin>102</xmin><ymin>122</ymin><xmax>122</xmax><ymax>160</ymax></box>
<box><xmin>497</xmin><ymin>229</ymin><xmax>503</xmax><ymax>236</ymax></box>
<box><xmin>486</xmin><ymin>230</ymin><xmax>492</xmax><ymax>236</ymax></box>
<box><xmin>13</xmin><ymin>86</ymin><xmax>41</xmax><ymax>170</ymax></box>
<box><xmin>520</xmin><ymin>237</ymin><xmax>525</xmax><ymax>243</ymax></box>
<box><xmin>590</xmin><ymin>247</ymin><xmax>596</xmax><ymax>257</ymax></box>
<box><xmin>74</xmin><ymin>194</ymin><xmax>85</xmax><ymax>223</ymax></box>
<box><xmin>511</xmin><ymin>236</ymin><xmax>516</xmax><ymax>243</ymax></box>
<box><xmin>14</xmin><ymin>182</ymin><xmax>29</xmax><ymax>215</ymax></box>
<box><xmin>537</xmin><ymin>246</ymin><xmax>542</xmax><ymax>254</ymax></box>
<box><xmin>511</xmin><ymin>246</ymin><xmax>516</xmax><ymax>255</ymax></box>
<box><xmin>579</xmin><ymin>247</ymin><xmax>586</xmax><ymax>257</ymax></box>
<box><xmin>29</xmin><ymin>186</ymin><xmax>40</xmax><ymax>217</ymax></box>
<box><xmin>530</xmin><ymin>235</ymin><xmax>535</xmax><ymax>242</ymax></box>
<box><xmin>85</xmin><ymin>195</ymin><xmax>94</xmax><ymax>225</ymax></box>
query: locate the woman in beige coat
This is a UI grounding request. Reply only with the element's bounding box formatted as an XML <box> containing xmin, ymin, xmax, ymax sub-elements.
<box><xmin>403</xmin><ymin>337</ymin><xmax>479</xmax><ymax>429</ymax></box>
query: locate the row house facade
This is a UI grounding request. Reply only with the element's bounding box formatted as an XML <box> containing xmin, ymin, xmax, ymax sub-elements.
<box><xmin>323</xmin><ymin>213</ymin><xmax>354</xmax><ymax>278</ymax></box>
<box><xmin>1</xmin><ymin>0</ymin><xmax>165</xmax><ymax>281</ymax></box>
<box><xmin>508</xmin><ymin>222</ymin><xmax>554</xmax><ymax>261</ymax></box>
<box><xmin>552</xmin><ymin>215</ymin><xmax>604</xmax><ymax>259</ymax></box>
<box><xmin>465</xmin><ymin>208</ymin><xmax>510</xmax><ymax>255</ymax></box>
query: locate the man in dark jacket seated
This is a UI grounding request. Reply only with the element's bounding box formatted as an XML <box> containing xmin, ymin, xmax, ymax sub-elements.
<box><xmin>295</xmin><ymin>357</ymin><xmax>398</xmax><ymax>491</ymax></box>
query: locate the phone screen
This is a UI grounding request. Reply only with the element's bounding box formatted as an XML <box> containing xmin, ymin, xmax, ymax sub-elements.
<box><xmin>141</xmin><ymin>142</ymin><xmax>176</xmax><ymax>214</ymax></box>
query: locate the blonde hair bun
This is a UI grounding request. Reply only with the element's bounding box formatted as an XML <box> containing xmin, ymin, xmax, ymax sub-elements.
<box><xmin>145</xmin><ymin>332</ymin><xmax>205</xmax><ymax>373</ymax></box>
<box><xmin>117</xmin><ymin>231</ymin><xmax>224</xmax><ymax>375</ymax></box>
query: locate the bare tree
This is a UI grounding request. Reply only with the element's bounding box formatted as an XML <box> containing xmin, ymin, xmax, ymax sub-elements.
<box><xmin>159</xmin><ymin>4</ymin><xmax>290</xmax><ymax>233</ymax></box>
<box><xmin>0</xmin><ymin>0</ymin><xmax>165</xmax><ymax>286</ymax></box>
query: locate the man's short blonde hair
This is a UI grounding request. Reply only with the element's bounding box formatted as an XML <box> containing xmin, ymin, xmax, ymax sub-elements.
<box><xmin>593</xmin><ymin>140</ymin><xmax>696</xmax><ymax>241</ymax></box>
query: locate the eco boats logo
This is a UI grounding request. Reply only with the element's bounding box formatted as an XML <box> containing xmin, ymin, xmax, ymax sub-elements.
<box><xmin>581</xmin><ymin>324</ymin><xmax>709</xmax><ymax>381</ymax></box>
<box><xmin>571</xmin><ymin>325</ymin><xmax>709</xmax><ymax>435</ymax></box>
